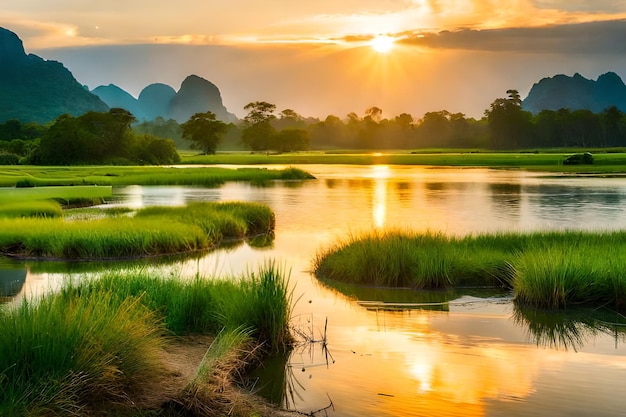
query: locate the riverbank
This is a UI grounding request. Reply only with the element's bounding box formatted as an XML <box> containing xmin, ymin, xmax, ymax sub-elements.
<box><xmin>0</xmin><ymin>202</ymin><xmax>274</xmax><ymax>260</ymax></box>
<box><xmin>313</xmin><ymin>230</ymin><xmax>626</xmax><ymax>311</ymax></box>
<box><xmin>0</xmin><ymin>263</ymin><xmax>293</xmax><ymax>416</ymax></box>
<box><xmin>0</xmin><ymin>166</ymin><xmax>314</xmax><ymax>187</ymax></box>
<box><xmin>180</xmin><ymin>150</ymin><xmax>626</xmax><ymax>174</ymax></box>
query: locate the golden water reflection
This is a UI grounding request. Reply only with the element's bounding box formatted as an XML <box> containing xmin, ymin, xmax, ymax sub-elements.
<box><xmin>289</xmin><ymin>297</ymin><xmax>626</xmax><ymax>417</ymax></box>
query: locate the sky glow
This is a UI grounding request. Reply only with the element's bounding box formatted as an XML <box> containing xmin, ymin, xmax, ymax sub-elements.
<box><xmin>2</xmin><ymin>1</ymin><xmax>626</xmax><ymax>119</ymax></box>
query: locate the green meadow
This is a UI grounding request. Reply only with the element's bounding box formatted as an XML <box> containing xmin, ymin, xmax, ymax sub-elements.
<box><xmin>0</xmin><ymin>262</ymin><xmax>293</xmax><ymax>416</ymax></box>
<box><xmin>312</xmin><ymin>229</ymin><xmax>626</xmax><ymax>311</ymax></box>
<box><xmin>0</xmin><ymin>165</ymin><xmax>314</xmax><ymax>187</ymax></box>
<box><xmin>0</xmin><ymin>185</ymin><xmax>112</xmax><ymax>211</ymax></box>
<box><xmin>180</xmin><ymin>149</ymin><xmax>626</xmax><ymax>173</ymax></box>
<box><xmin>0</xmin><ymin>202</ymin><xmax>275</xmax><ymax>259</ymax></box>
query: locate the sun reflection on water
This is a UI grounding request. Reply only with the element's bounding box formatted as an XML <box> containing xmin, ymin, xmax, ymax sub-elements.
<box><xmin>371</xmin><ymin>165</ymin><xmax>390</xmax><ymax>228</ymax></box>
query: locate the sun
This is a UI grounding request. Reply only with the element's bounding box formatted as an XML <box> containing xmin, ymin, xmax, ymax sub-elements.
<box><xmin>369</xmin><ymin>35</ymin><xmax>396</xmax><ymax>53</ymax></box>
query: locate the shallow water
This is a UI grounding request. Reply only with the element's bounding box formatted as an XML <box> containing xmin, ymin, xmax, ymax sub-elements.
<box><xmin>3</xmin><ymin>165</ymin><xmax>626</xmax><ymax>416</ymax></box>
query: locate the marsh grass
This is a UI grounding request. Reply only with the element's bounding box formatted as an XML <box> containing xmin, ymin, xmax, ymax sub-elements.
<box><xmin>136</xmin><ymin>201</ymin><xmax>275</xmax><ymax>240</ymax></box>
<box><xmin>0</xmin><ymin>202</ymin><xmax>275</xmax><ymax>259</ymax></box>
<box><xmin>181</xmin><ymin>150</ymin><xmax>626</xmax><ymax>173</ymax></box>
<box><xmin>0</xmin><ymin>200</ymin><xmax>62</xmax><ymax>218</ymax></box>
<box><xmin>0</xmin><ymin>290</ymin><xmax>164</xmax><ymax>415</ymax></box>
<box><xmin>0</xmin><ymin>263</ymin><xmax>293</xmax><ymax>415</ymax></box>
<box><xmin>73</xmin><ymin>261</ymin><xmax>293</xmax><ymax>350</ymax></box>
<box><xmin>313</xmin><ymin>230</ymin><xmax>626</xmax><ymax>311</ymax></box>
<box><xmin>0</xmin><ymin>217</ymin><xmax>207</xmax><ymax>259</ymax></box>
<box><xmin>0</xmin><ymin>185</ymin><xmax>112</xmax><ymax>207</ymax></box>
<box><xmin>0</xmin><ymin>166</ymin><xmax>314</xmax><ymax>187</ymax></box>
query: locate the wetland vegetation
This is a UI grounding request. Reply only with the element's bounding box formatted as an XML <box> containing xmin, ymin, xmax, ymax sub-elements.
<box><xmin>3</xmin><ymin>162</ymin><xmax>626</xmax><ymax>415</ymax></box>
<box><xmin>180</xmin><ymin>149</ymin><xmax>626</xmax><ymax>173</ymax></box>
<box><xmin>313</xmin><ymin>229</ymin><xmax>626</xmax><ymax>311</ymax></box>
<box><xmin>0</xmin><ymin>262</ymin><xmax>293</xmax><ymax>416</ymax></box>
<box><xmin>0</xmin><ymin>165</ymin><xmax>314</xmax><ymax>188</ymax></box>
<box><xmin>0</xmin><ymin>202</ymin><xmax>275</xmax><ymax>260</ymax></box>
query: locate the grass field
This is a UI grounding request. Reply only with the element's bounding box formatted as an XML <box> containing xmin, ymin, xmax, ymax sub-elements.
<box><xmin>180</xmin><ymin>149</ymin><xmax>626</xmax><ymax>173</ymax></box>
<box><xmin>312</xmin><ymin>229</ymin><xmax>626</xmax><ymax>311</ymax></box>
<box><xmin>0</xmin><ymin>166</ymin><xmax>314</xmax><ymax>187</ymax></box>
<box><xmin>0</xmin><ymin>202</ymin><xmax>275</xmax><ymax>260</ymax></box>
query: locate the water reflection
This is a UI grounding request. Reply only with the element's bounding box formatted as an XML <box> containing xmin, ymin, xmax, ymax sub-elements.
<box><xmin>6</xmin><ymin>166</ymin><xmax>626</xmax><ymax>416</ymax></box>
<box><xmin>489</xmin><ymin>183</ymin><xmax>522</xmax><ymax>222</ymax></box>
<box><xmin>0</xmin><ymin>264</ymin><xmax>26</xmax><ymax>301</ymax></box>
<box><xmin>513</xmin><ymin>306</ymin><xmax>626</xmax><ymax>351</ymax></box>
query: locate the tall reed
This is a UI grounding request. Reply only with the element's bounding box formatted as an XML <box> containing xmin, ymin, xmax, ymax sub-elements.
<box><xmin>313</xmin><ymin>229</ymin><xmax>626</xmax><ymax>311</ymax></box>
<box><xmin>73</xmin><ymin>261</ymin><xmax>293</xmax><ymax>350</ymax></box>
<box><xmin>0</xmin><ymin>290</ymin><xmax>164</xmax><ymax>415</ymax></box>
<box><xmin>0</xmin><ymin>262</ymin><xmax>294</xmax><ymax>414</ymax></box>
<box><xmin>0</xmin><ymin>202</ymin><xmax>275</xmax><ymax>259</ymax></box>
<box><xmin>0</xmin><ymin>200</ymin><xmax>62</xmax><ymax>218</ymax></box>
<box><xmin>0</xmin><ymin>217</ymin><xmax>208</xmax><ymax>259</ymax></box>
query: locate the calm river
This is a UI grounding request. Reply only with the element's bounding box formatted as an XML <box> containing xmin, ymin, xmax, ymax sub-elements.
<box><xmin>3</xmin><ymin>165</ymin><xmax>626</xmax><ymax>416</ymax></box>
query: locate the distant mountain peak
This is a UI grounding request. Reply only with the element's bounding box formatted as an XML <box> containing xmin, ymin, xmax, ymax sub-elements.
<box><xmin>523</xmin><ymin>72</ymin><xmax>626</xmax><ymax>114</ymax></box>
<box><xmin>0</xmin><ymin>26</ymin><xmax>109</xmax><ymax>123</ymax></box>
<box><xmin>91</xmin><ymin>84</ymin><xmax>146</xmax><ymax>120</ymax></box>
<box><xmin>93</xmin><ymin>77</ymin><xmax>236</xmax><ymax>122</ymax></box>
<box><xmin>169</xmin><ymin>74</ymin><xmax>236</xmax><ymax>123</ymax></box>
<box><xmin>0</xmin><ymin>26</ymin><xmax>26</xmax><ymax>63</ymax></box>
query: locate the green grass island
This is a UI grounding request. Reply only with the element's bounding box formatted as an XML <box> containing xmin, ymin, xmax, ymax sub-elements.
<box><xmin>313</xmin><ymin>229</ymin><xmax>626</xmax><ymax>312</ymax></box>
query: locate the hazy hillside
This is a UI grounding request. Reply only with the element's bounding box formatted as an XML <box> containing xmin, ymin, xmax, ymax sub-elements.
<box><xmin>137</xmin><ymin>83</ymin><xmax>176</xmax><ymax>120</ymax></box>
<box><xmin>523</xmin><ymin>72</ymin><xmax>626</xmax><ymax>114</ymax></box>
<box><xmin>0</xmin><ymin>27</ymin><xmax>109</xmax><ymax>124</ymax></box>
<box><xmin>92</xmin><ymin>84</ymin><xmax>147</xmax><ymax>120</ymax></box>
<box><xmin>93</xmin><ymin>75</ymin><xmax>237</xmax><ymax>123</ymax></box>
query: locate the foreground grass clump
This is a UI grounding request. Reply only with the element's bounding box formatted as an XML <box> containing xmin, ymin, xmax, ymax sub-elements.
<box><xmin>0</xmin><ymin>202</ymin><xmax>274</xmax><ymax>259</ymax></box>
<box><xmin>135</xmin><ymin>201</ymin><xmax>275</xmax><ymax>240</ymax></box>
<box><xmin>87</xmin><ymin>262</ymin><xmax>294</xmax><ymax>350</ymax></box>
<box><xmin>0</xmin><ymin>291</ymin><xmax>164</xmax><ymax>416</ymax></box>
<box><xmin>313</xmin><ymin>230</ymin><xmax>626</xmax><ymax>311</ymax></box>
<box><xmin>0</xmin><ymin>262</ymin><xmax>293</xmax><ymax>416</ymax></box>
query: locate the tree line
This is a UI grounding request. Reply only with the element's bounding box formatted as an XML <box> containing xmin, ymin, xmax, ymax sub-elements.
<box><xmin>2</xmin><ymin>91</ymin><xmax>626</xmax><ymax>165</ymax></box>
<box><xmin>0</xmin><ymin>109</ymin><xmax>180</xmax><ymax>165</ymax></box>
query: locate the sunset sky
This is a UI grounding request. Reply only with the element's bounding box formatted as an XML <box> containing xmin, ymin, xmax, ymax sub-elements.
<box><xmin>3</xmin><ymin>1</ymin><xmax>626</xmax><ymax>119</ymax></box>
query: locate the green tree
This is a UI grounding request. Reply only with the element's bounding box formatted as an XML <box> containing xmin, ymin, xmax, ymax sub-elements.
<box><xmin>417</xmin><ymin>111</ymin><xmax>452</xmax><ymax>147</ymax></box>
<box><xmin>485</xmin><ymin>89</ymin><xmax>532</xmax><ymax>149</ymax></box>
<box><xmin>274</xmin><ymin>128</ymin><xmax>310</xmax><ymax>152</ymax></box>
<box><xmin>274</xmin><ymin>108</ymin><xmax>306</xmax><ymax>131</ymax></box>
<box><xmin>601</xmin><ymin>106</ymin><xmax>626</xmax><ymax>147</ymax></box>
<box><xmin>181</xmin><ymin>111</ymin><xmax>227</xmax><ymax>155</ymax></box>
<box><xmin>241</xmin><ymin>101</ymin><xmax>277</xmax><ymax>151</ymax></box>
<box><xmin>309</xmin><ymin>115</ymin><xmax>348</xmax><ymax>149</ymax></box>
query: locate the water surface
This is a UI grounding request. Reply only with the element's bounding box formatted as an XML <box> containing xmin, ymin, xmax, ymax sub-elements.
<box><xmin>4</xmin><ymin>165</ymin><xmax>626</xmax><ymax>416</ymax></box>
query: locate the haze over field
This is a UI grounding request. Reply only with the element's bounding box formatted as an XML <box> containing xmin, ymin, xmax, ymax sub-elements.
<box><xmin>3</xmin><ymin>1</ymin><xmax>626</xmax><ymax>119</ymax></box>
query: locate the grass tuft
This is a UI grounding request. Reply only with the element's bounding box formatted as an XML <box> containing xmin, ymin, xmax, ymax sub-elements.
<box><xmin>0</xmin><ymin>202</ymin><xmax>275</xmax><ymax>260</ymax></box>
<box><xmin>0</xmin><ymin>262</ymin><xmax>293</xmax><ymax>415</ymax></box>
<box><xmin>313</xmin><ymin>229</ymin><xmax>626</xmax><ymax>311</ymax></box>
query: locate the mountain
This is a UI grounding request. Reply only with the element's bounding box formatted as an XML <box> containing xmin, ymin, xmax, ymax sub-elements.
<box><xmin>137</xmin><ymin>83</ymin><xmax>176</xmax><ymax>120</ymax></box>
<box><xmin>523</xmin><ymin>72</ymin><xmax>626</xmax><ymax>114</ymax></box>
<box><xmin>169</xmin><ymin>75</ymin><xmax>236</xmax><ymax>123</ymax></box>
<box><xmin>0</xmin><ymin>27</ymin><xmax>109</xmax><ymax>124</ymax></box>
<box><xmin>93</xmin><ymin>76</ymin><xmax>237</xmax><ymax>123</ymax></box>
<box><xmin>92</xmin><ymin>84</ymin><xmax>147</xmax><ymax>120</ymax></box>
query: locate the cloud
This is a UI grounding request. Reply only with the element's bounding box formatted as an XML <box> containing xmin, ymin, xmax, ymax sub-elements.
<box><xmin>398</xmin><ymin>19</ymin><xmax>626</xmax><ymax>54</ymax></box>
<box><xmin>532</xmin><ymin>0</ymin><xmax>626</xmax><ymax>13</ymax></box>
